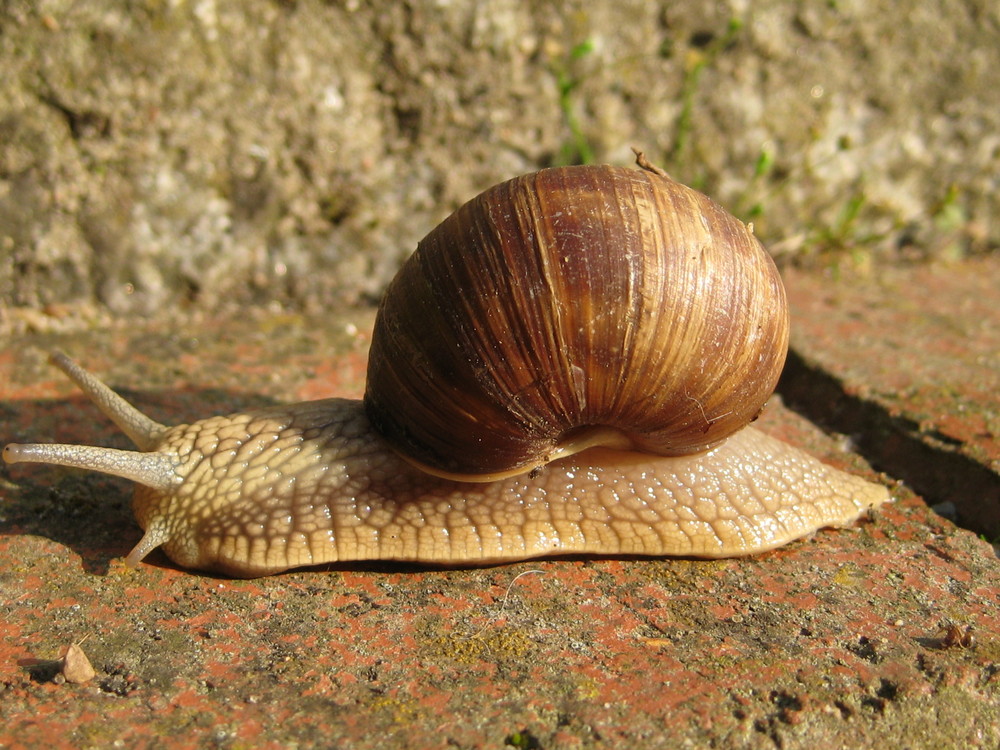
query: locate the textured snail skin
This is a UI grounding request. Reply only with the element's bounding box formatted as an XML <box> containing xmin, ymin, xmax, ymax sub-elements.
<box><xmin>2</xmin><ymin>355</ymin><xmax>889</xmax><ymax>577</ymax></box>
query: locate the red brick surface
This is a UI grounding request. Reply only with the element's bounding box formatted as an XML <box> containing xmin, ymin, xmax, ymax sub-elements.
<box><xmin>1</xmin><ymin>260</ymin><xmax>997</xmax><ymax>748</ymax></box>
<box><xmin>781</xmin><ymin>257</ymin><xmax>1000</xmax><ymax>540</ymax></box>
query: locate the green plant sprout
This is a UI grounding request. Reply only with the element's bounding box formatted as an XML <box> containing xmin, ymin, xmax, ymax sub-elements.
<box><xmin>669</xmin><ymin>17</ymin><xmax>744</xmax><ymax>171</ymax></box>
<box><xmin>553</xmin><ymin>38</ymin><xmax>597</xmax><ymax>165</ymax></box>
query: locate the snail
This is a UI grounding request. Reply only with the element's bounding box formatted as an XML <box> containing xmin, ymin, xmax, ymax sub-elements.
<box><xmin>3</xmin><ymin>156</ymin><xmax>890</xmax><ymax>577</ymax></box>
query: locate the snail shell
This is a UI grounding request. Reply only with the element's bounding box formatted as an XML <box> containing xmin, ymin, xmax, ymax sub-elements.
<box><xmin>2</xmin><ymin>159</ymin><xmax>890</xmax><ymax>577</ymax></box>
<box><xmin>366</xmin><ymin>164</ymin><xmax>788</xmax><ymax>480</ymax></box>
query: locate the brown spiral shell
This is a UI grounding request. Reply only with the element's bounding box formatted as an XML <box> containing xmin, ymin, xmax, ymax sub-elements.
<box><xmin>363</xmin><ymin>163</ymin><xmax>789</xmax><ymax>480</ymax></box>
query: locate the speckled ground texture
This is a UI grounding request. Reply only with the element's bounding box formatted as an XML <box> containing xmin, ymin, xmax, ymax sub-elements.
<box><xmin>1</xmin><ymin>257</ymin><xmax>997</xmax><ymax>749</ymax></box>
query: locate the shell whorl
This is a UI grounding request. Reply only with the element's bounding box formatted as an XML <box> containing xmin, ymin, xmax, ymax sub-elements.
<box><xmin>364</xmin><ymin>164</ymin><xmax>789</xmax><ymax>481</ymax></box>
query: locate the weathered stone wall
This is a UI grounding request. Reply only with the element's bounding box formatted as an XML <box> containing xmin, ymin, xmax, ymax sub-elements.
<box><xmin>2</xmin><ymin>0</ymin><xmax>997</xmax><ymax>320</ymax></box>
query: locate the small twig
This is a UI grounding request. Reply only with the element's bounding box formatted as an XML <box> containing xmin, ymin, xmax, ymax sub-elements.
<box><xmin>632</xmin><ymin>147</ymin><xmax>670</xmax><ymax>178</ymax></box>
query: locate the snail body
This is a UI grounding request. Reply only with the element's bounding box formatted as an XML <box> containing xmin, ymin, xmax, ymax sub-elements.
<box><xmin>3</xmin><ymin>159</ymin><xmax>889</xmax><ymax>577</ymax></box>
